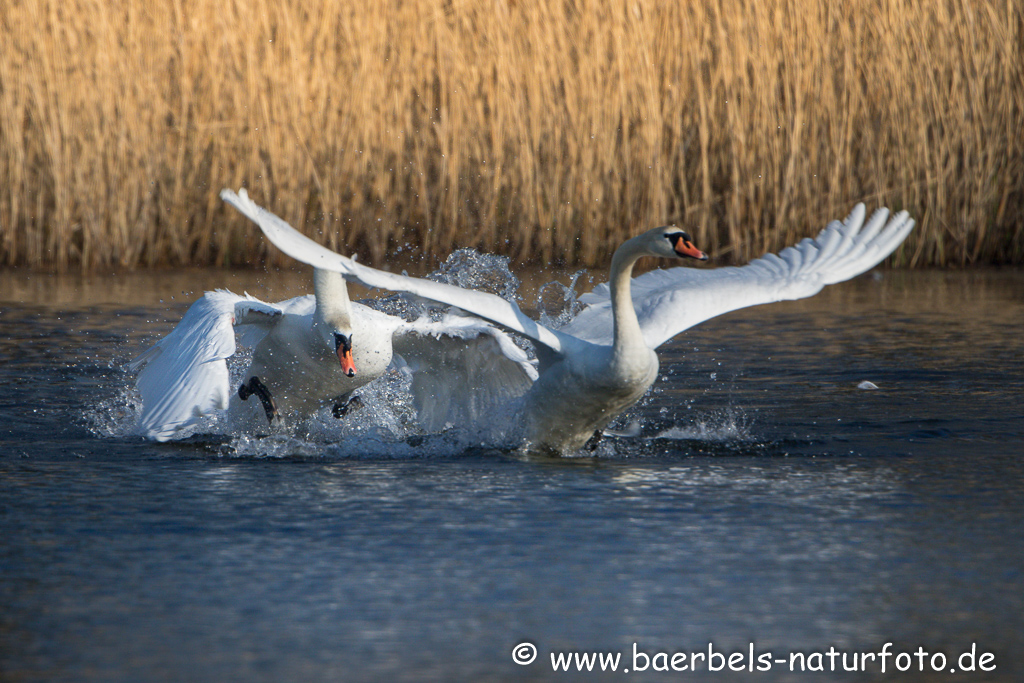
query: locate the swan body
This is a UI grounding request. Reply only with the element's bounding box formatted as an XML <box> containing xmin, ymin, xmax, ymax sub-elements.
<box><xmin>222</xmin><ymin>188</ymin><xmax>914</xmax><ymax>454</ymax></box>
<box><xmin>131</xmin><ymin>267</ymin><xmax>535</xmax><ymax>441</ymax></box>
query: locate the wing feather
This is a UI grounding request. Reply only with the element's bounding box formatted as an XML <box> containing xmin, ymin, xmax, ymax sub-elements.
<box><xmin>565</xmin><ymin>205</ymin><xmax>914</xmax><ymax>349</ymax></box>
<box><xmin>392</xmin><ymin>314</ymin><xmax>536</xmax><ymax>432</ymax></box>
<box><xmin>221</xmin><ymin>188</ymin><xmax>585</xmax><ymax>359</ymax></box>
<box><xmin>132</xmin><ymin>290</ymin><xmax>284</xmax><ymax>441</ymax></box>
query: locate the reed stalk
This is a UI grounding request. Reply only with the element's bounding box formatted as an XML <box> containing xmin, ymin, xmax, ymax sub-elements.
<box><xmin>1</xmin><ymin>0</ymin><xmax>1021</xmax><ymax>271</ymax></box>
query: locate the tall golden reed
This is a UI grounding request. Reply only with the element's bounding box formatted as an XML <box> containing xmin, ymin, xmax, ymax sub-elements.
<box><xmin>1</xmin><ymin>0</ymin><xmax>1021</xmax><ymax>271</ymax></box>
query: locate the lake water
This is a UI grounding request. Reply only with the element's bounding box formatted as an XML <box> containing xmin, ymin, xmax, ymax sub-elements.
<box><xmin>1</xmin><ymin>267</ymin><xmax>1022</xmax><ymax>682</ymax></box>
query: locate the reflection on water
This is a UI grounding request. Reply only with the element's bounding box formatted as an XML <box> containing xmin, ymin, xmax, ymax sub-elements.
<box><xmin>1</xmin><ymin>268</ymin><xmax>1022</xmax><ymax>681</ymax></box>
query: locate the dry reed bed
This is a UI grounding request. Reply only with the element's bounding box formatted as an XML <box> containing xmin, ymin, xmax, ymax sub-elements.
<box><xmin>1</xmin><ymin>0</ymin><xmax>1021</xmax><ymax>271</ymax></box>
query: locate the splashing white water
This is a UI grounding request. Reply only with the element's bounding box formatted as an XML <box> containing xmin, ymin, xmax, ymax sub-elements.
<box><xmin>86</xmin><ymin>377</ymin><xmax>146</xmax><ymax>440</ymax></box>
<box><xmin>427</xmin><ymin>248</ymin><xmax>522</xmax><ymax>301</ymax></box>
<box><xmin>655</xmin><ymin>408</ymin><xmax>753</xmax><ymax>443</ymax></box>
<box><xmin>87</xmin><ymin>353</ymin><xmax>522</xmax><ymax>457</ymax></box>
<box><xmin>536</xmin><ymin>269</ymin><xmax>588</xmax><ymax>329</ymax></box>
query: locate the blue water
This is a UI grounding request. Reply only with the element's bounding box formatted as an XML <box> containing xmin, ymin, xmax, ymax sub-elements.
<box><xmin>1</xmin><ymin>268</ymin><xmax>1022</xmax><ymax>681</ymax></box>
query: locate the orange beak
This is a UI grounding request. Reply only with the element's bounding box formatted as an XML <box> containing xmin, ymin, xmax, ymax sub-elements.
<box><xmin>334</xmin><ymin>333</ymin><xmax>356</xmax><ymax>377</ymax></box>
<box><xmin>338</xmin><ymin>346</ymin><xmax>356</xmax><ymax>377</ymax></box>
<box><xmin>674</xmin><ymin>237</ymin><xmax>708</xmax><ymax>261</ymax></box>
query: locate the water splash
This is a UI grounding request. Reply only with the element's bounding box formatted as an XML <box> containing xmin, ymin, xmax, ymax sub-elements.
<box><xmin>369</xmin><ymin>248</ymin><xmax>536</xmax><ymax>359</ymax></box>
<box><xmin>89</xmin><ymin>329</ymin><xmax>527</xmax><ymax>458</ymax></box>
<box><xmin>86</xmin><ymin>378</ymin><xmax>144</xmax><ymax>440</ymax></box>
<box><xmin>654</xmin><ymin>408</ymin><xmax>753</xmax><ymax>443</ymax></box>
<box><xmin>536</xmin><ymin>269</ymin><xmax>588</xmax><ymax>329</ymax></box>
<box><xmin>426</xmin><ymin>248</ymin><xmax>521</xmax><ymax>301</ymax></box>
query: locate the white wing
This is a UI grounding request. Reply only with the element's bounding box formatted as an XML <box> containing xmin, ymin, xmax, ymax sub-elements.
<box><xmin>563</xmin><ymin>205</ymin><xmax>915</xmax><ymax>348</ymax></box>
<box><xmin>130</xmin><ymin>290</ymin><xmax>284</xmax><ymax>441</ymax></box>
<box><xmin>221</xmin><ymin>188</ymin><xmax>589</xmax><ymax>359</ymax></box>
<box><xmin>392</xmin><ymin>314</ymin><xmax>537</xmax><ymax>432</ymax></box>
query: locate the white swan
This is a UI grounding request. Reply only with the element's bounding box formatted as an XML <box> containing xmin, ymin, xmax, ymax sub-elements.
<box><xmin>131</xmin><ymin>266</ymin><xmax>536</xmax><ymax>442</ymax></box>
<box><xmin>222</xmin><ymin>188</ymin><xmax>914</xmax><ymax>454</ymax></box>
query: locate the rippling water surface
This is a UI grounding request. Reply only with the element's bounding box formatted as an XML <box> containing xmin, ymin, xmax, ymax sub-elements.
<box><xmin>1</xmin><ymin>267</ymin><xmax>1022</xmax><ymax>682</ymax></box>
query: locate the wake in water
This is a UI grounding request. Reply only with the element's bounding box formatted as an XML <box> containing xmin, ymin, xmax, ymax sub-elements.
<box><xmin>88</xmin><ymin>249</ymin><xmax>758</xmax><ymax>458</ymax></box>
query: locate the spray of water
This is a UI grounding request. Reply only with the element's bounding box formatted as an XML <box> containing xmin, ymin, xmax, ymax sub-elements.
<box><xmin>655</xmin><ymin>408</ymin><xmax>753</xmax><ymax>443</ymax></box>
<box><xmin>536</xmin><ymin>269</ymin><xmax>588</xmax><ymax>329</ymax></box>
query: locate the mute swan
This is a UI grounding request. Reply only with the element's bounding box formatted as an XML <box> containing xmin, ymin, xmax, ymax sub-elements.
<box><xmin>131</xmin><ymin>266</ymin><xmax>536</xmax><ymax>442</ymax></box>
<box><xmin>222</xmin><ymin>188</ymin><xmax>914</xmax><ymax>454</ymax></box>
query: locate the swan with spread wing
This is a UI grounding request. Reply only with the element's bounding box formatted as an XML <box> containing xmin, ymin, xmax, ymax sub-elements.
<box><xmin>222</xmin><ymin>188</ymin><xmax>914</xmax><ymax>454</ymax></box>
<box><xmin>131</xmin><ymin>266</ymin><xmax>535</xmax><ymax>442</ymax></box>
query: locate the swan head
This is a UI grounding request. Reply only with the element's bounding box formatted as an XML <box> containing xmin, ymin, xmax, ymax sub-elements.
<box><xmin>313</xmin><ymin>269</ymin><xmax>356</xmax><ymax>377</ymax></box>
<box><xmin>644</xmin><ymin>226</ymin><xmax>708</xmax><ymax>261</ymax></box>
<box><xmin>333</xmin><ymin>331</ymin><xmax>356</xmax><ymax>377</ymax></box>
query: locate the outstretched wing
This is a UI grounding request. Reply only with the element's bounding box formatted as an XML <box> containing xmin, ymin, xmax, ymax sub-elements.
<box><xmin>563</xmin><ymin>205</ymin><xmax>915</xmax><ymax>348</ymax></box>
<box><xmin>221</xmin><ymin>188</ymin><xmax>589</xmax><ymax>359</ymax></box>
<box><xmin>130</xmin><ymin>290</ymin><xmax>284</xmax><ymax>441</ymax></box>
<box><xmin>391</xmin><ymin>313</ymin><xmax>537</xmax><ymax>432</ymax></box>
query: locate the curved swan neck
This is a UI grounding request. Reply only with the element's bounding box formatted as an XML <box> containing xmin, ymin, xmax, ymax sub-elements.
<box><xmin>608</xmin><ymin>235</ymin><xmax>649</xmax><ymax>354</ymax></box>
<box><xmin>313</xmin><ymin>268</ymin><xmax>352</xmax><ymax>329</ymax></box>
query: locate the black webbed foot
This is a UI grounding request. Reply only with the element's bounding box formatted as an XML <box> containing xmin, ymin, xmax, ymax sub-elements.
<box><xmin>332</xmin><ymin>395</ymin><xmax>364</xmax><ymax>419</ymax></box>
<box><xmin>238</xmin><ymin>376</ymin><xmax>278</xmax><ymax>424</ymax></box>
<box><xmin>584</xmin><ymin>430</ymin><xmax>603</xmax><ymax>452</ymax></box>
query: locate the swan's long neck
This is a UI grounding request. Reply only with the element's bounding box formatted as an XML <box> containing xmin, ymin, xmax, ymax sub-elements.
<box><xmin>608</xmin><ymin>235</ymin><xmax>649</xmax><ymax>358</ymax></box>
<box><xmin>312</xmin><ymin>268</ymin><xmax>352</xmax><ymax>331</ymax></box>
